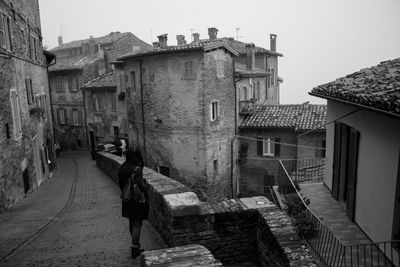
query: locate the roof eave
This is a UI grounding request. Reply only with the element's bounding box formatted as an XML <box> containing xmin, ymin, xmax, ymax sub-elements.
<box><xmin>309</xmin><ymin>92</ymin><xmax>400</xmax><ymax>119</ymax></box>
<box><xmin>117</xmin><ymin>47</ymin><xmax>204</xmax><ymax>61</ymax></box>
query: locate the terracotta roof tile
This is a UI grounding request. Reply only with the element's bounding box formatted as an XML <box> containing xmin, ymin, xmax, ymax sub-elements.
<box><xmin>82</xmin><ymin>72</ymin><xmax>116</xmax><ymax>89</ymax></box>
<box><xmin>49</xmin><ymin>54</ymin><xmax>99</xmax><ymax>71</ymax></box>
<box><xmin>241</xmin><ymin>104</ymin><xmax>327</xmax><ymax>130</ymax></box>
<box><xmin>117</xmin><ymin>39</ymin><xmax>238</xmax><ymax>60</ymax></box>
<box><xmin>310</xmin><ymin>58</ymin><xmax>400</xmax><ymax>116</ymax></box>
<box><xmin>235</xmin><ymin>63</ymin><xmax>267</xmax><ymax>77</ymax></box>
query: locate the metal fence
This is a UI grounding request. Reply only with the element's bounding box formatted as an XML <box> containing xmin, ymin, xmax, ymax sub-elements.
<box><xmin>277</xmin><ymin>160</ymin><xmax>400</xmax><ymax>267</ymax></box>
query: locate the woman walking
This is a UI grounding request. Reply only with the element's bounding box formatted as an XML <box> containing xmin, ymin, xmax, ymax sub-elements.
<box><xmin>118</xmin><ymin>148</ymin><xmax>149</xmax><ymax>258</ymax></box>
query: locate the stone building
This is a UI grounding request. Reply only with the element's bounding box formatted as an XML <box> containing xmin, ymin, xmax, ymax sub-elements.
<box><xmin>193</xmin><ymin>28</ymin><xmax>283</xmax><ymax>107</ymax></box>
<box><xmin>0</xmin><ymin>0</ymin><xmax>55</xmax><ymax>211</ymax></box>
<box><xmin>81</xmin><ymin>72</ymin><xmax>128</xmax><ymax>148</ymax></box>
<box><xmin>116</xmin><ymin>33</ymin><xmax>239</xmax><ymax>200</ymax></box>
<box><xmin>49</xmin><ymin>32</ymin><xmax>151</xmax><ymax>150</ymax></box>
<box><xmin>239</xmin><ymin>104</ymin><xmax>326</xmax><ymax>196</ymax></box>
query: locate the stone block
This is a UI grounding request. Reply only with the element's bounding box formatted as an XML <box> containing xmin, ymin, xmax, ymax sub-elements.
<box><xmin>239</xmin><ymin>196</ymin><xmax>275</xmax><ymax>210</ymax></box>
<box><xmin>164</xmin><ymin>192</ymin><xmax>201</xmax><ymax>217</ymax></box>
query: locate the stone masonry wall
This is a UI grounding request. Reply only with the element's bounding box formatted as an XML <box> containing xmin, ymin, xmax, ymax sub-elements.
<box><xmin>96</xmin><ymin>152</ymin><xmax>316</xmax><ymax>266</ymax></box>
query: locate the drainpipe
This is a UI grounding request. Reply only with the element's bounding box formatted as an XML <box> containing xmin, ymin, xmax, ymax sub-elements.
<box><xmin>82</xmin><ymin>88</ymin><xmax>90</xmax><ymax>150</ymax></box>
<box><xmin>45</xmin><ymin>53</ymin><xmax>56</xmax><ymax>169</ymax></box>
<box><xmin>139</xmin><ymin>60</ymin><xmax>147</xmax><ymax>166</ymax></box>
<box><xmin>231</xmin><ymin>59</ymin><xmax>238</xmax><ymax>198</ymax></box>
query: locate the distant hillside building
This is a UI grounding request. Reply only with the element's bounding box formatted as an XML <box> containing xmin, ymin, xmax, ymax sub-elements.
<box><xmin>239</xmin><ymin>104</ymin><xmax>326</xmax><ymax>196</ymax></box>
<box><xmin>49</xmin><ymin>32</ymin><xmax>151</xmax><ymax>150</ymax></box>
<box><xmin>116</xmin><ymin>33</ymin><xmax>239</xmax><ymax>200</ymax></box>
<box><xmin>0</xmin><ymin>0</ymin><xmax>55</xmax><ymax>211</ymax></box>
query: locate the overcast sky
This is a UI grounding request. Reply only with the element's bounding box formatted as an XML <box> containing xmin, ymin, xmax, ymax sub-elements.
<box><xmin>38</xmin><ymin>0</ymin><xmax>400</xmax><ymax>104</ymax></box>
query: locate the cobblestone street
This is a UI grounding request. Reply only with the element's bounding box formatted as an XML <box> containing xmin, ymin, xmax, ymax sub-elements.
<box><xmin>0</xmin><ymin>152</ymin><xmax>166</xmax><ymax>267</ymax></box>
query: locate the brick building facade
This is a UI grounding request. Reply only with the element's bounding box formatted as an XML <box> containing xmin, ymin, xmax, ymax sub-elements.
<box><xmin>0</xmin><ymin>0</ymin><xmax>55</xmax><ymax>211</ymax></box>
<box><xmin>49</xmin><ymin>32</ymin><xmax>150</xmax><ymax>150</ymax></box>
<box><xmin>239</xmin><ymin>104</ymin><xmax>326</xmax><ymax>196</ymax></box>
<box><xmin>117</xmin><ymin>33</ymin><xmax>239</xmax><ymax>201</ymax></box>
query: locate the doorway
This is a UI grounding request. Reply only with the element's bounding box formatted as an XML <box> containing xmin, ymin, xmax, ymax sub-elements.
<box><xmin>22</xmin><ymin>168</ymin><xmax>30</xmax><ymax>194</ymax></box>
<box><xmin>89</xmin><ymin>131</ymin><xmax>95</xmax><ymax>150</ymax></box>
<box><xmin>332</xmin><ymin>122</ymin><xmax>360</xmax><ymax>221</ymax></box>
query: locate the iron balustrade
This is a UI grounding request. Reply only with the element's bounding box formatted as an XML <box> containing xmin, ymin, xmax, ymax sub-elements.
<box><xmin>277</xmin><ymin>160</ymin><xmax>400</xmax><ymax>267</ymax></box>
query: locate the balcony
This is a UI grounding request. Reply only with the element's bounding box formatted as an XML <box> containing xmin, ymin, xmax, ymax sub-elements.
<box><xmin>275</xmin><ymin>160</ymin><xmax>400</xmax><ymax>267</ymax></box>
<box><xmin>239</xmin><ymin>100</ymin><xmax>257</xmax><ymax>115</ymax></box>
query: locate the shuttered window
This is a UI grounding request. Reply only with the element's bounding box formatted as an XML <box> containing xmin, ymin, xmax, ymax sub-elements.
<box><xmin>111</xmin><ymin>93</ymin><xmax>117</xmax><ymax>111</ymax></box>
<box><xmin>0</xmin><ymin>12</ymin><xmax>12</xmax><ymax>51</ymax></box>
<box><xmin>10</xmin><ymin>89</ymin><xmax>22</xmax><ymax>140</ymax></box>
<box><xmin>210</xmin><ymin>101</ymin><xmax>218</xmax><ymax>121</ymax></box>
<box><xmin>58</xmin><ymin>109</ymin><xmax>66</xmax><ymax>125</ymax></box>
<box><xmin>257</xmin><ymin>137</ymin><xmax>280</xmax><ymax>157</ymax></box>
<box><xmin>25</xmin><ymin>78</ymin><xmax>34</xmax><ymax>105</ymax></box>
<box><xmin>71</xmin><ymin>109</ymin><xmax>79</xmax><ymax>126</ymax></box>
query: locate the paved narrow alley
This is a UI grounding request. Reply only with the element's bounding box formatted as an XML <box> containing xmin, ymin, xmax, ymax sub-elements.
<box><xmin>0</xmin><ymin>152</ymin><xmax>166</xmax><ymax>267</ymax></box>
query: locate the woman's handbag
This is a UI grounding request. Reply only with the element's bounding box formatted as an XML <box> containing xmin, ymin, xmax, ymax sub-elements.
<box><xmin>121</xmin><ymin>166</ymin><xmax>141</xmax><ymax>204</ymax></box>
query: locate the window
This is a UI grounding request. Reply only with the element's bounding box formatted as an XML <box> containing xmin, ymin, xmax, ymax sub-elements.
<box><xmin>113</xmin><ymin>126</ymin><xmax>119</xmax><ymax>139</ymax></box>
<box><xmin>184</xmin><ymin>61</ymin><xmax>194</xmax><ymax>79</ymax></box>
<box><xmin>74</xmin><ymin>77</ymin><xmax>80</xmax><ymax>91</ymax></box>
<box><xmin>316</xmin><ymin>140</ymin><xmax>326</xmax><ymax>158</ymax></box>
<box><xmin>0</xmin><ymin>12</ymin><xmax>12</xmax><ymax>51</ymax></box>
<box><xmin>240</xmin><ymin>87</ymin><xmax>248</xmax><ymax>101</ymax></box>
<box><xmin>10</xmin><ymin>89</ymin><xmax>22</xmax><ymax>140</ymax></box>
<box><xmin>257</xmin><ymin>137</ymin><xmax>280</xmax><ymax>157</ymax></box>
<box><xmin>216</xmin><ymin>60</ymin><xmax>224</xmax><ymax>78</ymax></box>
<box><xmin>210</xmin><ymin>101</ymin><xmax>218</xmax><ymax>121</ymax></box>
<box><xmin>68</xmin><ymin>77</ymin><xmax>74</xmax><ymax>91</ymax></box>
<box><xmin>130</xmin><ymin>71</ymin><xmax>136</xmax><ymax>92</ymax></box>
<box><xmin>268</xmin><ymin>68</ymin><xmax>275</xmax><ymax>87</ymax></box>
<box><xmin>159</xmin><ymin>166</ymin><xmax>170</xmax><ymax>177</ymax></box>
<box><xmin>35</xmin><ymin>94</ymin><xmax>47</xmax><ymax>115</ymax></box>
<box><xmin>111</xmin><ymin>92</ymin><xmax>117</xmax><ymax>111</ymax></box>
<box><xmin>57</xmin><ymin>109</ymin><xmax>66</xmax><ymax>125</ymax></box>
<box><xmin>213</xmin><ymin>159</ymin><xmax>218</xmax><ymax>173</ymax></box>
<box><xmin>94</xmin><ymin>97</ymin><xmax>102</xmax><ymax>110</ymax></box>
<box><xmin>71</xmin><ymin>109</ymin><xmax>79</xmax><ymax>126</ymax></box>
<box><xmin>119</xmin><ymin>74</ymin><xmax>126</xmax><ymax>92</ymax></box>
<box><xmin>256</xmin><ymin>81</ymin><xmax>260</xmax><ymax>100</ymax></box>
<box><xmin>25</xmin><ymin>78</ymin><xmax>34</xmax><ymax>105</ymax></box>
<box><xmin>56</xmin><ymin>77</ymin><xmax>63</xmax><ymax>92</ymax></box>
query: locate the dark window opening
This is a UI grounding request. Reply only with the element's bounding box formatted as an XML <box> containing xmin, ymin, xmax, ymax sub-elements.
<box><xmin>22</xmin><ymin>168</ymin><xmax>30</xmax><ymax>194</ymax></box>
<box><xmin>5</xmin><ymin>123</ymin><xmax>10</xmax><ymax>138</ymax></box>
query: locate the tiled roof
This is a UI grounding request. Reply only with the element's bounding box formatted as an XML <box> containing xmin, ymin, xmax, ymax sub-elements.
<box><xmin>241</xmin><ymin>104</ymin><xmax>327</xmax><ymax>131</ymax></box>
<box><xmin>82</xmin><ymin>72</ymin><xmax>116</xmax><ymax>89</ymax></box>
<box><xmin>197</xmin><ymin>38</ymin><xmax>283</xmax><ymax>57</ymax></box>
<box><xmin>310</xmin><ymin>58</ymin><xmax>400</xmax><ymax>116</ymax></box>
<box><xmin>49</xmin><ymin>54</ymin><xmax>99</xmax><ymax>71</ymax></box>
<box><xmin>117</xmin><ymin>39</ymin><xmax>238</xmax><ymax>60</ymax></box>
<box><xmin>235</xmin><ymin>63</ymin><xmax>267</xmax><ymax>77</ymax></box>
<box><xmin>51</xmin><ymin>32</ymin><xmax>130</xmax><ymax>51</ymax></box>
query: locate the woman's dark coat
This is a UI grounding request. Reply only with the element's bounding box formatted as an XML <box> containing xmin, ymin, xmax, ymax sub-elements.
<box><xmin>118</xmin><ymin>162</ymin><xmax>149</xmax><ymax>219</ymax></box>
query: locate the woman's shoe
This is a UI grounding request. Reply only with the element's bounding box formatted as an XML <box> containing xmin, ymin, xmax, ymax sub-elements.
<box><xmin>131</xmin><ymin>246</ymin><xmax>144</xmax><ymax>258</ymax></box>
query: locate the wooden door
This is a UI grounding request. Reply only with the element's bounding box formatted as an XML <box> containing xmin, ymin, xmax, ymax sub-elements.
<box><xmin>346</xmin><ymin>128</ymin><xmax>359</xmax><ymax>221</ymax></box>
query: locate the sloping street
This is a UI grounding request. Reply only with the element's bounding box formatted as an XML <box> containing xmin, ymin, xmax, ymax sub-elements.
<box><xmin>0</xmin><ymin>152</ymin><xmax>166</xmax><ymax>267</ymax></box>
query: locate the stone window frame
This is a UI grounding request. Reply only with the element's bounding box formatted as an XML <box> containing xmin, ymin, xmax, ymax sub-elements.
<box><xmin>25</xmin><ymin>77</ymin><xmax>34</xmax><ymax>105</ymax></box>
<box><xmin>210</xmin><ymin>101</ymin><xmax>219</xmax><ymax>122</ymax></box>
<box><xmin>71</xmin><ymin>109</ymin><xmax>80</xmax><ymax>126</ymax></box>
<box><xmin>10</xmin><ymin>88</ymin><xmax>22</xmax><ymax>140</ymax></box>
<box><xmin>0</xmin><ymin>10</ymin><xmax>12</xmax><ymax>52</ymax></box>
<box><xmin>57</xmin><ymin>108</ymin><xmax>67</xmax><ymax>125</ymax></box>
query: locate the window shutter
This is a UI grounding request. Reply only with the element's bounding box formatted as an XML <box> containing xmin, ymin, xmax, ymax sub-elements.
<box><xmin>274</xmin><ymin>138</ymin><xmax>280</xmax><ymax>157</ymax></box>
<box><xmin>78</xmin><ymin>110</ymin><xmax>83</xmax><ymax>126</ymax></box>
<box><xmin>70</xmin><ymin>109</ymin><xmax>74</xmax><ymax>125</ymax></box>
<box><xmin>25</xmin><ymin>78</ymin><xmax>31</xmax><ymax>104</ymax></box>
<box><xmin>346</xmin><ymin>128</ymin><xmax>360</xmax><ymax>221</ymax></box>
<box><xmin>0</xmin><ymin>14</ymin><xmax>5</xmax><ymax>48</ymax></box>
<box><xmin>257</xmin><ymin>137</ymin><xmax>263</xmax><ymax>156</ymax></box>
<box><xmin>6</xmin><ymin>16</ymin><xmax>12</xmax><ymax>51</ymax></box>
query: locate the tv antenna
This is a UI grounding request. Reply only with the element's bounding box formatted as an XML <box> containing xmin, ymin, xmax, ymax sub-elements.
<box><xmin>235</xmin><ymin>27</ymin><xmax>243</xmax><ymax>40</ymax></box>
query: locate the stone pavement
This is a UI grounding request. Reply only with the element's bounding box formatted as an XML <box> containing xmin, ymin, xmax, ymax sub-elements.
<box><xmin>0</xmin><ymin>152</ymin><xmax>166</xmax><ymax>266</ymax></box>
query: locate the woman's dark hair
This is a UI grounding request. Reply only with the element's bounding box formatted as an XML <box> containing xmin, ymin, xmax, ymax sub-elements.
<box><xmin>126</xmin><ymin>148</ymin><xmax>144</xmax><ymax>167</ymax></box>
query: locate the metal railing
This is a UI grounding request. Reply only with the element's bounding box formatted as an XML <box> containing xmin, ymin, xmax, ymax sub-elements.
<box><xmin>280</xmin><ymin>158</ymin><xmax>325</xmax><ymax>184</ymax></box>
<box><xmin>277</xmin><ymin>160</ymin><xmax>400</xmax><ymax>267</ymax></box>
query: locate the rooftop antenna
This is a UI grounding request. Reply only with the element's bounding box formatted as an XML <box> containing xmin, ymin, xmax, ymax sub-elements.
<box><xmin>235</xmin><ymin>27</ymin><xmax>243</xmax><ymax>40</ymax></box>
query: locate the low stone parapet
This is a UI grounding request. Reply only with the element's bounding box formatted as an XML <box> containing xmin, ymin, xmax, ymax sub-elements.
<box><xmin>141</xmin><ymin>244</ymin><xmax>223</xmax><ymax>266</ymax></box>
<box><xmin>96</xmin><ymin>151</ymin><xmax>316</xmax><ymax>266</ymax></box>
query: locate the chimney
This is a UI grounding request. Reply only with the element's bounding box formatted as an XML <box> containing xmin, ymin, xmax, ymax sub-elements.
<box><xmin>157</xmin><ymin>34</ymin><xmax>168</xmax><ymax>48</ymax></box>
<box><xmin>270</xmin><ymin>34</ymin><xmax>277</xmax><ymax>52</ymax></box>
<box><xmin>176</xmin><ymin>35</ymin><xmax>186</xmax><ymax>45</ymax></box>
<box><xmin>245</xmin><ymin>43</ymin><xmax>255</xmax><ymax>71</ymax></box>
<box><xmin>208</xmin><ymin>27</ymin><xmax>218</xmax><ymax>40</ymax></box>
<box><xmin>152</xmin><ymin>42</ymin><xmax>159</xmax><ymax>48</ymax></box>
<box><xmin>58</xmin><ymin>36</ymin><xmax>63</xmax><ymax>46</ymax></box>
<box><xmin>192</xmin><ymin>33</ymin><xmax>200</xmax><ymax>42</ymax></box>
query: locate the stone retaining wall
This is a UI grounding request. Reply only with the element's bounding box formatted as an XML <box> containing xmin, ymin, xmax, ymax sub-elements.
<box><xmin>96</xmin><ymin>152</ymin><xmax>316</xmax><ymax>266</ymax></box>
